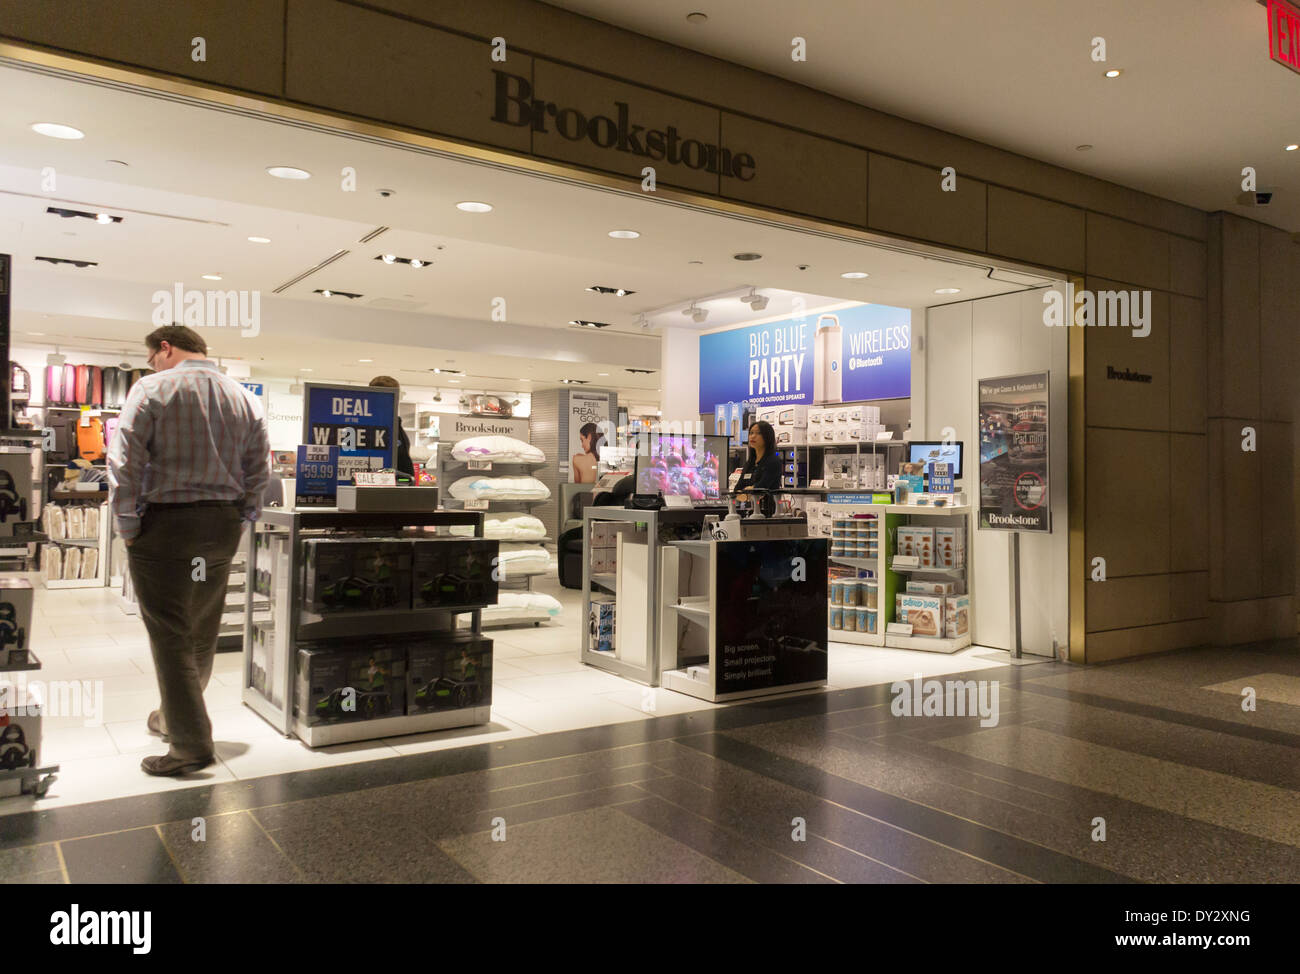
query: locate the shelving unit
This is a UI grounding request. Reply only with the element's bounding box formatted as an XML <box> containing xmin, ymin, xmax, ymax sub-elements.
<box><xmin>436</xmin><ymin>448</ymin><xmax>550</xmax><ymax>592</ymax></box>
<box><xmin>40</xmin><ymin>498</ymin><xmax>109</xmax><ymax>589</ymax></box>
<box><xmin>0</xmin><ymin>578</ymin><xmax>59</xmax><ymax>799</ymax></box>
<box><xmin>241</xmin><ymin>507</ymin><xmax>486</xmax><ymax>745</ymax></box>
<box><xmin>882</xmin><ymin>502</ymin><xmax>972</xmax><ymax>654</ymax></box>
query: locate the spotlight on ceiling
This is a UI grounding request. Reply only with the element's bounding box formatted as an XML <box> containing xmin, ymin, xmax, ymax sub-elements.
<box><xmin>740</xmin><ymin>288</ymin><xmax>769</xmax><ymax>312</ymax></box>
<box><xmin>682</xmin><ymin>303</ymin><xmax>708</xmax><ymax>323</ymax></box>
<box><xmin>47</xmin><ymin>351</ymin><xmax>66</xmax><ymax>367</ymax></box>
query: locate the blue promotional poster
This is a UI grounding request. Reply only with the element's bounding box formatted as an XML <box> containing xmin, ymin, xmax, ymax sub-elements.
<box><xmin>698</xmin><ymin>303</ymin><xmax>910</xmax><ymax>412</ymax></box>
<box><xmin>295</xmin><ymin>444</ymin><xmax>339</xmax><ymax>506</ymax></box>
<box><xmin>301</xmin><ymin>383</ymin><xmax>398</xmax><ymax>485</ymax></box>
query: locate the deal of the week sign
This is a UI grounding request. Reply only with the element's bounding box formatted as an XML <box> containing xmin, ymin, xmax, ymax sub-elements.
<box><xmin>300</xmin><ymin>382</ymin><xmax>398</xmax><ymax>485</ymax></box>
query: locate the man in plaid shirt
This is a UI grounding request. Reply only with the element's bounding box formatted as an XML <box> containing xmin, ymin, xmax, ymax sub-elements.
<box><xmin>108</xmin><ymin>325</ymin><xmax>270</xmax><ymax>776</ymax></box>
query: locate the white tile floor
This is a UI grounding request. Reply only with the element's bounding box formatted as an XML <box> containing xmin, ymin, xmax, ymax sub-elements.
<box><xmin>0</xmin><ymin>572</ymin><xmax>1006</xmax><ymax>815</ymax></box>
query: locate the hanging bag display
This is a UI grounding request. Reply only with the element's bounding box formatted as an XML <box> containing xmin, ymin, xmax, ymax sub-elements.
<box><xmin>76</xmin><ymin>415</ymin><xmax>105</xmax><ymax>462</ymax></box>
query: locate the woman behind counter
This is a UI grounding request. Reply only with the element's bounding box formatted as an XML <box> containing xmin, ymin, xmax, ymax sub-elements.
<box><xmin>734</xmin><ymin>420</ymin><xmax>781</xmax><ymax>495</ymax></box>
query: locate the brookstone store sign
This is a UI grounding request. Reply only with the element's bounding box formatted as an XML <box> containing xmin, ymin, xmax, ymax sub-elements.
<box><xmin>491</xmin><ymin>70</ymin><xmax>756</xmax><ymax>180</ymax></box>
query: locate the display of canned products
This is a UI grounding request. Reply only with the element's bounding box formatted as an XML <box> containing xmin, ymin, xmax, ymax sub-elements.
<box><xmin>843</xmin><ymin>610</ymin><xmax>858</xmax><ymax>632</ymax></box>
<box><xmin>865</xmin><ymin>609</ymin><xmax>877</xmax><ymax>634</ymax></box>
<box><xmin>865</xmin><ymin>581</ymin><xmax>878</xmax><ymax>609</ymax></box>
<box><xmin>856</xmin><ymin>606</ymin><xmax>870</xmax><ymax>631</ymax></box>
<box><xmin>830</xmin><ymin>579</ymin><xmax>844</xmax><ymax>604</ymax></box>
<box><xmin>829</xmin><ymin>605</ymin><xmax>843</xmax><ymax>629</ymax></box>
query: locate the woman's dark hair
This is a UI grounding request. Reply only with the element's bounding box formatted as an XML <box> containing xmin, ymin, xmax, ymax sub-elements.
<box><xmin>579</xmin><ymin>421</ymin><xmax>605</xmax><ymax>456</ymax></box>
<box><xmin>747</xmin><ymin>420</ymin><xmax>776</xmax><ymax>465</ymax></box>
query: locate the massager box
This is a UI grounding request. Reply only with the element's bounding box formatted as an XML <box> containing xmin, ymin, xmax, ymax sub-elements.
<box><xmin>405</xmin><ymin>634</ymin><xmax>493</xmax><ymax>714</ymax></box>
<box><xmin>302</xmin><ymin>538</ymin><xmax>413</xmax><ymax>613</ymax></box>
<box><xmin>0</xmin><ymin>690</ymin><xmax>41</xmax><ymax>795</ymax></box>
<box><xmin>295</xmin><ymin>643</ymin><xmax>405</xmax><ymax>725</ymax></box>
<box><xmin>0</xmin><ymin>579</ymin><xmax>33</xmax><ymax>667</ymax></box>
<box><xmin>588</xmin><ymin>596</ymin><xmax>616</xmax><ymax>653</ymax></box>
<box><xmin>411</xmin><ymin>538</ymin><xmax>499</xmax><ymax>610</ymax></box>
<box><xmin>0</xmin><ymin>453</ymin><xmax>34</xmax><ymax>538</ymax></box>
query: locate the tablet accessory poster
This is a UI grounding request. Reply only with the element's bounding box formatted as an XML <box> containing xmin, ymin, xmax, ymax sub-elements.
<box><xmin>978</xmin><ymin>372</ymin><xmax>1050</xmax><ymax>532</ymax></box>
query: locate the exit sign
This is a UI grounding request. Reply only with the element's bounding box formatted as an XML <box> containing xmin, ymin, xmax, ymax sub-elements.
<box><xmin>1268</xmin><ymin>0</ymin><xmax>1300</xmax><ymax>75</ymax></box>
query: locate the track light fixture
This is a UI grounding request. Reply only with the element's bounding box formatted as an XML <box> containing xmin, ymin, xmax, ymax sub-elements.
<box><xmin>681</xmin><ymin>302</ymin><xmax>708</xmax><ymax>323</ymax></box>
<box><xmin>740</xmin><ymin>288</ymin><xmax>768</xmax><ymax>311</ymax></box>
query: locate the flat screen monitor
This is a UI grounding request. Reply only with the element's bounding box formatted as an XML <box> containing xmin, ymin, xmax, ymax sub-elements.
<box><xmin>908</xmin><ymin>440</ymin><xmax>963</xmax><ymax>479</ymax></box>
<box><xmin>634</xmin><ymin>434</ymin><xmax>728</xmax><ymax>500</ymax></box>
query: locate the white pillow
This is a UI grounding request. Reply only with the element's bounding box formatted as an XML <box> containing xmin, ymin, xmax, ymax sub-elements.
<box><xmin>451</xmin><ymin>435</ymin><xmax>544</xmax><ymax>463</ymax></box>
<box><xmin>448</xmin><ymin>476</ymin><xmax>551</xmax><ymax>501</ymax></box>
<box><xmin>478</xmin><ymin>591</ymin><xmax>563</xmax><ymax>626</ymax></box>
<box><xmin>497</xmin><ymin>543</ymin><xmax>550</xmax><ymax>576</ymax></box>
<box><xmin>486</xmin><ymin>513</ymin><xmax>546</xmax><ymax>540</ymax></box>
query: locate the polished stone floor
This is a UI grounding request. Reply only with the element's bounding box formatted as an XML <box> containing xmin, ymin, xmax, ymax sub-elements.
<box><xmin>3</xmin><ymin>637</ymin><xmax>1298</xmax><ymax>884</ymax></box>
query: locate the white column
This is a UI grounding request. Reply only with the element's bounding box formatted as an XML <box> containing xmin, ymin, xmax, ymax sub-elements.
<box><xmin>659</xmin><ymin>325</ymin><xmax>700</xmax><ymax>425</ymax></box>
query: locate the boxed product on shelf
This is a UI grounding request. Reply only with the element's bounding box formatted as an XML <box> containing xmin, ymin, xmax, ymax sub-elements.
<box><xmin>588</xmin><ymin>595</ymin><xmax>616</xmax><ymax>653</ymax></box>
<box><xmin>302</xmin><ymin>538</ymin><xmax>413</xmax><ymax>613</ymax></box>
<box><xmin>250</xmin><ymin>621</ymin><xmax>275</xmax><ymax>700</ymax></box>
<box><xmin>0</xmin><ymin>579</ymin><xmax>33</xmax><ymax>667</ymax></box>
<box><xmin>406</xmin><ymin>634</ymin><xmax>493</xmax><ymax>713</ymax></box>
<box><xmin>0</xmin><ymin>452</ymin><xmax>34</xmax><ymax>537</ymax></box>
<box><xmin>896</xmin><ymin>526</ymin><xmax>934</xmax><ymax>559</ymax></box>
<box><xmin>935</xmin><ymin>526</ymin><xmax>966</xmax><ymax>568</ymax></box>
<box><xmin>295</xmin><ymin>642</ymin><xmax>406</xmax><ymax>725</ymax></box>
<box><xmin>906</xmin><ymin>580</ymin><xmax>956</xmax><ymax>596</ymax></box>
<box><xmin>774</xmin><ymin>427</ymin><xmax>806</xmax><ymax>446</ymax></box>
<box><xmin>412</xmin><ymin>538</ymin><xmax>499</xmax><ymax>608</ymax></box>
<box><xmin>776</xmin><ymin>405</ymin><xmax>808</xmax><ymax>427</ymax></box>
<box><xmin>0</xmin><ymin>687</ymin><xmax>42</xmax><ymax>787</ymax></box>
<box><xmin>945</xmin><ymin>595</ymin><xmax>971</xmax><ymax>638</ymax></box>
<box><xmin>897</xmin><ymin>593</ymin><xmax>944</xmax><ymax>637</ymax></box>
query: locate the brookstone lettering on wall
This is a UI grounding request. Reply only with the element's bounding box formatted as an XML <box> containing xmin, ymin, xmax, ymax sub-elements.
<box><xmin>1105</xmin><ymin>366</ymin><xmax>1153</xmax><ymax>383</ymax></box>
<box><xmin>491</xmin><ymin>70</ymin><xmax>755</xmax><ymax>180</ymax></box>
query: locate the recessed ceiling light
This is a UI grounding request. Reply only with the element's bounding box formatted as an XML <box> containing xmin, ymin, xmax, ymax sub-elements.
<box><xmin>733</xmin><ymin>252</ymin><xmax>762</xmax><ymax>261</ymax></box>
<box><xmin>202</xmin><ymin>274</ymin><xmax>222</xmax><ymax>281</ymax></box>
<box><xmin>456</xmin><ymin>201</ymin><xmax>493</xmax><ymax>213</ymax></box>
<box><xmin>1287</xmin><ymin>144</ymin><xmax>1299</xmax><ymax>152</ymax></box>
<box><xmin>266</xmin><ymin>165</ymin><xmax>311</xmax><ymax>180</ymax></box>
<box><xmin>359</xmin><ymin>358</ymin><xmax>373</xmax><ymax>363</ymax></box>
<box><xmin>95</xmin><ymin>213</ymin><xmax>112</xmax><ymax>224</ymax></box>
<box><xmin>935</xmin><ymin>288</ymin><xmax>961</xmax><ymax>294</ymax></box>
<box><xmin>248</xmin><ymin>236</ymin><xmax>271</xmax><ymax>244</ymax></box>
<box><xmin>841</xmin><ymin>271</ymin><xmax>869</xmax><ymax>279</ymax></box>
<box><xmin>300</xmin><ymin>368</ymin><xmax>313</xmax><ymax>372</ymax></box>
<box><xmin>1105</xmin><ymin>69</ymin><xmax>1122</xmax><ymax>78</ymax></box>
<box><xmin>32</xmin><ymin>122</ymin><xmax>84</xmax><ymax>140</ymax></box>
<box><xmin>686</xmin><ymin>12</ymin><xmax>707</xmax><ymax>23</ymax></box>
<box><xmin>382</xmin><ymin>254</ymin><xmax>397</xmax><ymax>264</ymax></box>
<box><xmin>409</xmin><ymin>259</ymin><xmax>424</xmax><ymax>268</ymax></box>
<box><xmin>687</xmin><ymin>260</ymin><xmax>704</xmax><ymax>265</ymax></box>
<box><xmin>609</xmin><ymin>229</ymin><xmax>640</xmax><ymax>239</ymax></box>
<box><xmin>27</xmin><ymin>331</ymin><xmax>46</xmax><ymax>336</ymax></box>
<box><xmin>106</xmin><ymin>158</ymin><xmax>128</xmax><ymax>166</ymax></box>
<box><xmin>448</xmin><ymin>379</ymin><xmax>461</xmax><ymax>383</ymax></box>
<box><xmin>1075</xmin><ymin>144</ymin><xmax>1093</xmax><ymax>151</ymax></box>
<box><xmin>598</xmin><ymin>372</ymin><xmax>609</xmax><ymax>376</ymax></box>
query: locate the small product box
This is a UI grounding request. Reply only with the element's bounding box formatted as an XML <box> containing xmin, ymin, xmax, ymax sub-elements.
<box><xmin>250</xmin><ymin>621</ymin><xmax>275</xmax><ymax>701</ymax></box>
<box><xmin>0</xmin><ymin>452</ymin><xmax>35</xmax><ymax>538</ymax></box>
<box><xmin>935</xmin><ymin>526</ymin><xmax>966</xmax><ymax>569</ymax></box>
<box><xmin>295</xmin><ymin>643</ymin><xmax>406</xmax><ymax>725</ymax></box>
<box><xmin>302</xmin><ymin>539</ymin><xmax>413</xmax><ymax>613</ymax></box>
<box><xmin>0</xmin><ymin>686</ymin><xmax>42</xmax><ymax>795</ymax></box>
<box><xmin>406</xmin><ymin>634</ymin><xmax>493</xmax><ymax>713</ymax></box>
<box><xmin>774</xmin><ymin>427</ymin><xmax>806</xmax><ymax>446</ymax></box>
<box><xmin>776</xmin><ymin>405</ymin><xmax>808</xmax><ymax>427</ymax></box>
<box><xmin>898</xmin><ymin>594</ymin><xmax>944</xmax><ymax>637</ymax></box>
<box><xmin>588</xmin><ymin>595</ymin><xmax>616</xmax><ymax>653</ymax></box>
<box><xmin>0</xmin><ymin>578</ymin><xmax>33</xmax><ymax>667</ymax></box>
<box><xmin>412</xmin><ymin>538</ymin><xmax>499</xmax><ymax>609</ymax></box>
<box><xmin>906</xmin><ymin>580</ymin><xmax>956</xmax><ymax>596</ymax></box>
<box><xmin>945</xmin><ymin>595</ymin><xmax>971</xmax><ymax>638</ymax></box>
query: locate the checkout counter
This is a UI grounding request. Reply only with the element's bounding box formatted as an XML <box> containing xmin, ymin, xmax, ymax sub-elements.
<box><xmin>580</xmin><ymin>506</ymin><xmax>828</xmax><ymax>701</ymax></box>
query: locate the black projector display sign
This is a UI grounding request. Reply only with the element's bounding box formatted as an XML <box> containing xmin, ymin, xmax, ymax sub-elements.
<box><xmin>491</xmin><ymin>69</ymin><xmax>756</xmax><ymax>180</ymax></box>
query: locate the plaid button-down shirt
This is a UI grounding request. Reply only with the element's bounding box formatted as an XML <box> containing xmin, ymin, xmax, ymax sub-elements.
<box><xmin>107</xmin><ymin>358</ymin><xmax>271</xmax><ymax>541</ymax></box>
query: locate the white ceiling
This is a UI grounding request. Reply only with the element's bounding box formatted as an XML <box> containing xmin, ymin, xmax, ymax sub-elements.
<box><xmin>0</xmin><ymin>60</ymin><xmax>1047</xmax><ymax>400</ymax></box>
<box><xmin>545</xmin><ymin>0</ymin><xmax>1300</xmax><ymax>232</ymax></box>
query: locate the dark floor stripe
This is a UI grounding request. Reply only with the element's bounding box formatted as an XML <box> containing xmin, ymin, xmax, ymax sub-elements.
<box><xmin>617</xmin><ymin>795</ymin><xmax>835</xmax><ymax>884</ymax></box>
<box><xmin>681</xmin><ymin>733</ymin><xmax>1135</xmax><ymax>884</ymax></box>
<box><xmin>1017</xmin><ymin>682</ymin><xmax>1300</xmax><ymax>749</ymax></box>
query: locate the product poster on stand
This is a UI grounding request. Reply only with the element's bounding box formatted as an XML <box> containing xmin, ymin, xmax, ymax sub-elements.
<box><xmin>978</xmin><ymin>372</ymin><xmax>1050</xmax><ymax>532</ymax></box>
<box><xmin>713</xmin><ymin>538</ymin><xmax>828</xmax><ymax>692</ymax></box>
<box><xmin>568</xmin><ymin>391</ymin><xmax>612</xmax><ymax>484</ymax></box>
<box><xmin>698</xmin><ymin>303</ymin><xmax>911</xmax><ymax>411</ymax></box>
<box><xmin>300</xmin><ymin>382</ymin><xmax>398</xmax><ymax>485</ymax></box>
